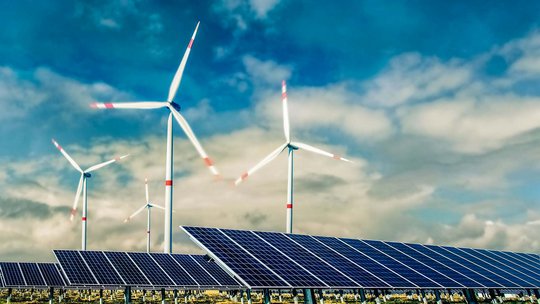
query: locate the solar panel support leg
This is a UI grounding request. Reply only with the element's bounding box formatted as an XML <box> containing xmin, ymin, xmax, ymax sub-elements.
<box><xmin>124</xmin><ymin>286</ymin><xmax>131</xmax><ymax>304</ymax></box>
<box><xmin>381</xmin><ymin>290</ymin><xmax>387</xmax><ymax>303</ymax></box>
<box><xmin>7</xmin><ymin>288</ymin><xmax>12</xmax><ymax>304</ymax></box>
<box><xmin>99</xmin><ymin>289</ymin><xmax>103</xmax><ymax>304</ymax></box>
<box><xmin>247</xmin><ymin>289</ymin><xmax>253</xmax><ymax>304</ymax></box>
<box><xmin>435</xmin><ymin>289</ymin><xmax>442</xmax><ymax>304</ymax></box>
<box><xmin>463</xmin><ymin>289</ymin><xmax>477</xmax><ymax>304</ymax></box>
<box><xmin>161</xmin><ymin>288</ymin><xmax>166</xmax><ymax>304</ymax></box>
<box><xmin>174</xmin><ymin>289</ymin><xmax>178</xmax><ymax>304</ymax></box>
<box><xmin>420</xmin><ymin>290</ymin><xmax>427</xmax><ymax>304</ymax></box>
<box><xmin>533</xmin><ymin>290</ymin><xmax>540</xmax><ymax>304</ymax></box>
<box><xmin>49</xmin><ymin>287</ymin><xmax>54</xmax><ymax>304</ymax></box>
<box><xmin>263</xmin><ymin>289</ymin><xmax>272</xmax><ymax>304</ymax></box>
<box><xmin>292</xmin><ymin>289</ymin><xmax>298</xmax><ymax>304</ymax></box>
<box><xmin>374</xmin><ymin>290</ymin><xmax>381</xmax><ymax>304</ymax></box>
<box><xmin>184</xmin><ymin>290</ymin><xmax>189</xmax><ymax>303</ymax></box>
<box><xmin>359</xmin><ymin>289</ymin><xmax>366</xmax><ymax>304</ymax></box>
<box><xmin>279</xmin><ymin>290</ymin><xmax>282</xmax><ymax>302</ymax></box>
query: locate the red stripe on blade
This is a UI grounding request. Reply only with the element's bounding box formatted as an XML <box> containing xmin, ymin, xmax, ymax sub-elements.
<box><xmin>203</xmin><ymin>157</ymin><xmax>213</xmax><ymax>166</ymax></box>
<box><xmin>90</xmin><ymin>103</ymin><xmax>98</xmax><ymax>108</ymax></box>
<box><xmin>105</xmin><ymin>103</ymin><xmax>114</xmax><ymax>109</ymax></box>
<box><xmin>188</xmin><ymin>39</ymin><xmax>194</xmax><ymax>49</ymax></box>
<box><xmin>333</xmin><ymin>155</ymin><xmax>341</xmax><ymax>160</ymax></box>
<box><xmin>241</xmin><ymin>172</ymin><xmax>248</xmax><ymax>180</ymax></box>
<box><xmin>165</xmin><ymin>180</ymin><xmax>173</xmax><ymax>186</ymax></box>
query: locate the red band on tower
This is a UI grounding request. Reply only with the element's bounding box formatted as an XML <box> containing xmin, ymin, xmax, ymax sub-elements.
<box><xmin>282</xmin><ymin>92</ymin><xmax>287</xmax><ymax>99</ymax></box>
<box><xmin>165</xmin><ymin>180</ymin><xmax>173</xmax><ymax>186</ymax></box>
<box><xmin>82</xmin><ymin>217</ymin><xmax>87</xmax><ymax>221</ymax></box>
<box><xmin>286</xmin><ymin>204</ymin><xmax>293</xmax><ymax>209</ymax></box>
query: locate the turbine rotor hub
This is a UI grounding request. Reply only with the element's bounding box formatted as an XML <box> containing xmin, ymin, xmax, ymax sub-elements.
<box><xmin>170</xmin><ymin>102</ymin><xmax>181</xmax><ymax>111</ymax></box>
<box><xmin>84</xmin><ymin>172</ymin><xmax>91</xmax><ymax>178</ymax></box>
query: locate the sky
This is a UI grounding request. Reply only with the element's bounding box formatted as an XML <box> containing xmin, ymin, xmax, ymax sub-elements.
<box><xmin>1</xmin><ymin>0</ymin><xmax>540</xmax><ymax>261</ymax></box>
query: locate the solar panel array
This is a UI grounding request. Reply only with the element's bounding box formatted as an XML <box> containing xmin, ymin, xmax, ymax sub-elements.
<box><xmin>53</xmin><ymin>250</ymin><xmax>242</xmax><ymax>289</ymax></box>
<box><xmin>0</xmin><ymin>262</ymin><xmax>65</xmax><ymax>288</ymax></box>
<box><xmin>182</xmin><ymin>226</ymin><xmax>540</xmax><ymax>290</ymax></box>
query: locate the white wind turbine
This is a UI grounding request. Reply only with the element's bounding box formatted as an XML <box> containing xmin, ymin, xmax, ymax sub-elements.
<box><xmin>124</xmin><ymin>178</ymin><xmax>165</xmax><ymax>253</ymax></box>
<box><xmin>90</xmin><ymin>22</ymin><xmax>219</xmax><ymax>253</ymax></box>
<box><xmin>235</xmin><ymin>80</ymin><xmax>352</xmax><ymax>233</ymax></box>
<box><xmin>52</xmin><ymin>138</ymin><xmax>129</xmax><ymax>250</ymax></box>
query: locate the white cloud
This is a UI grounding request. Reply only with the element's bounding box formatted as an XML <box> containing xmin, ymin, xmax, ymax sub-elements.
<box><xmin>249</xmin><ymin>0</ymin><xmax>280</xmax><ymax>18</ymax></box>
<box><xmin>362</xmin><ymin>53</ymin><xmax>472</xmax><ymax>107</ymax></box>
<box><xmin>242</xmin><ymin>55</ymin><xmax>292</xmax><ymax>85</ymax></box>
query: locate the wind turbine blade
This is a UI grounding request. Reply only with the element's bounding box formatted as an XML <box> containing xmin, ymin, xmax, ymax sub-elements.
<box><xmin>90</xmin><ymin>101</ymin><xmax>168</xmax><ymax>109</ymax></box>
<box><xmin>52</xmin><ymin>139</ymin><xmax>83</xmax><ymax>173</ymax></box>
<box><xmin>70</xmin><ymin>175</ymin><xmax>84</xmax><ymax>222</ymax></box>
<box><xmin>123</xmin><ymin>204</ymin><xmax>147</xmax><ymax>223</ymax></box>
<box><xmin>85</xmin><ymin>154</ymin><xmax>129</xmax><ymax>173</ymax></box>
<box><xmin>168</xmin><ymin>21</ymin><xmax>200</xmax><ymax>102</ymax></box>
<box><xmin>282</xmin><ymin>80</ymin><xmax>290</xmax><ymax>142</ymax></box>
<box><xmin>149</xmin><ymin>204</ymin><xmax>165</xmax><ymax>211</ymax></box>
<box><xmin>292</xmin><ymin>142</ymin><xmax>353</xmax><ymax>163</ymax></box>
<box><xmin>145</xmin><ymin>178</ymin><xmax>150</xmax><ymax>204</ymax></box>
<box><xmin>169</xmin><ymin>107</ymin><xmax>219</xmax><ymax>177</ymax></box>
<box><xmin>235</xmin><ymin>143</ymin><xmax>288</xmax><ymax>186</ymax></box>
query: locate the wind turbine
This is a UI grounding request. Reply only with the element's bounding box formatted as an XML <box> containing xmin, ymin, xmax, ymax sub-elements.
<box><xmin>52</xmin><ymin>138</ymin><xmax>129</xmax><ymax>250</ymax></box>
<box><xmin>124</xmin><ymin>178</ymin><xmax>165</xmax><ymax>253</ymax></box>
<box><xmin>235</xmin><ymin>80</ymin><xmax>352</xmax><ymax>234</ymax></box>
<box><xmin>90</xmin><ymin>22</ymin><xmax>219</xmax><ymax>253</ymax></box>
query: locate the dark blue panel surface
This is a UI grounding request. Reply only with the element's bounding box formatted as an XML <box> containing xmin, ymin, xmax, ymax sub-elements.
<box><xmin>223</xmin><ymin>229</ymin><xmax>325</xmax><ymax>287</ymax></box>
<box><xmin>491</xmin><ymin>251</ymin><xmax>540</xmax><ymax>280</ymax></box>
<box><xmin>457</xmin><ymin>248</ymin><xmax>539</xmax><ymax>287</ymax></box>
<box><xmin>19</xmin><ymin>263</ymin><xmax>45</xmax><ymax>286</ymax></box>
<box><xmin>54</xmin><ymin>250</ymin><xmax>97</xmax><ymax>285</ymax></box>
<box><xmin>184</xmin><ymin>226</ymin><xmax>289</xmax><ymax>288</ymax></box>
<box><xmin>190</xmin><ymin>255</ymin><xmax>240</xmax><ymax>286</ymax></box>
<box><xmin>431</xmin><ymin>246</ymin><xmax>520</xmax><ymax>288</ymax></box>
<box><xmin>254</xmin><ymin>231</ymin><xmax>357</xmax><ymax>287</ymax></box>
<box><xmin>79</xmin><ymin>251</ymin><xmax>124</xmax><ymax>286</ymax></box>
<box><xmin>363</xmin><ymin>240</ymin><xmax>461</xmax><ymax>288</ymax></box>
<box><xmin>127</xmin><ymin>252</ymin><xmax>173</xmax><ymax>286</ymax></box>
<box><xmin>343</xmin><ymin>239</ymin><xmax>438</xmax><ymax>288</ymax></box>
<box><xmin>149</xmin><ymin>253</ymin><xmax>197</xmax><ymax>286</ymax></box>
<box><xmin>405</xmin><ymin>244</ymin><xmax>502</xmax><ymax>288</ymax></box>
<box><xmin>289</xmin><ymin>234</ymin><xmax>389</xmax><ymax>288</ymax></box>
<box><xmin>315</xmin><ymin>236</ymin><xmax>415</xmax><ymax>288</ymax></box>
<box><xmin>171</xmin><ymin>254</ymin><xmax>219</xmax><ymax>286</ymax></box>
<box><xmin>511</xmin><ymin>252</ymin><xmax>540</xmax><ymax>269</ymax></box>
<box><xmin>38</xmin><ymin>263</ymin><xmax>65</xmax><ymax>287</ymax></box>
<box><xmin>386</xmin><ymin>242</ymin><xmax>484</xmax><ymax>288</ymax></box>
<box><xmin>0</xmin><ymin>263</ymin><xmax>25</xmax><ymax>286</ymax></box>
<box><xmin>104</xmin><ymin>251</ymin><xmax>149</xmax><ymax>286</ymax></box>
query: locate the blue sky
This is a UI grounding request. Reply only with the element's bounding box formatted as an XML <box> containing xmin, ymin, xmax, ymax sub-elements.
<box><xmin>1</xmin><ymin>0</ymin><xmax>540</xmax><ymax>260</ymax></box>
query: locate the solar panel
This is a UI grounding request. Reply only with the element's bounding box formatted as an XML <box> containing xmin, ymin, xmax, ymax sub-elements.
<box><xmin>19</xmin><ymin>263</ymin><xmax>46</xmax><ymax>286</ymax></box>
<box><xmin>126</xmin><ymin>252</ymin><xmax>174</xmax><ymax>286</ymax></box>
<box><xmin>185</xmin><ymin>226</ymin><xmax>289</xmax><ymax>288</ymax></box>
<box><xmin>170</xmin><ymin>254</ymin><xmax>218</xmax><ymax>286</ymax></box>
<box><xmin>252</xmin><ymin>231</ymin><xmax>357</xmax><ymax>287</ymax></box>
<box><xmin>190</xmin><ymin>255</ymin><xmax>241</xmax><ymax>286</ymax></box>
<box><xmin>149</xmin><ymin>253</ymin><xmax>197</xmax><ymax>286</ymax></box>
<box><xmin>288</xmin><ymin>234</ymin><xmax>390</xmax><ymax>288</ymax></box>
<box><xmin>0</xmin><ymin>262</ymin><xmax>25</xmax><ymax>286</ymax></box>
<box><xmin>223</xmin><ymin>229</ymin><xmax>327</xmax><ymax>288</ymax></box>
<box><xmin>79</xmin><ymin>251</ymin><xmax>124</xmax><ymax>286</ymax></box>
<box><xmin>103</xmin><ymin>251</ymin><xmax>150</xmax><ymax>286</ymax></box>
<box><xmin>54</xmin><ymin>250</ymin><xmax>98</xmax><ymax>286</ymax></box>
<box><xmin>38</xmin><ymin>263</ymin><xmax>65</xmax><ymax>287</ymax></box>
<box><xmin>362</xmin><ymin>240</ymin><xmax>462</xmax><ymax>288</ymax></box>
<box><xmin>183</xmin><ymin>226</ymin><xmax>540</xmax><ymax>290</ymax></box>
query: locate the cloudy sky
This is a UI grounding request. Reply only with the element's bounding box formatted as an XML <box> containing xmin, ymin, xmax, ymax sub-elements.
<box><xmin>2</xmin><ymin>0</ymin><xmax>540</xmax><ymax>262</ymax></box>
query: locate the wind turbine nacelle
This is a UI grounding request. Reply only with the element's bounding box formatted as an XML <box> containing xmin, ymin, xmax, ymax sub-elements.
<box><xmin>288</xmin><ymin>144</ymin><xmax>299</xmax><ymax>150</ymax></box>
<box><xmin>84</xmin><ymin>172</ymin><xmax>92</xmax><ymax>178</ymax></box>
<box><xmin>170</xmin><ymin>102</ymin><xmax>181</xmax><ymax>111</ymax></box>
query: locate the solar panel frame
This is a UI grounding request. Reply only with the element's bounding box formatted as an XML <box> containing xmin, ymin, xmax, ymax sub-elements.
<box><xmin>149</xmin><ymin>253</ymin><xmax>198</xmax><ymax>287</ymax></box>
<box><xmin>79</xmin><ymin>251</ymin><xmax>125</xmax><ymax>286</ymax></box>
<box><xmin>490</xmin><ymin>250</ymin><xmax>540</xmax><ymax>279</ymax></box>
<box><xmin>38</xmin><ymin>263</ymin><xmax>66</xmax><ymax>287</ymax></box>
<box><xmin>127</xmin><ymin>252</ymin><xmax>174</xmax><ymax>287</ymax></box>
<box><xmin>190</xmin><ymin>255</ymin><xmax>242</xmax><ymax>287</ymax></box>
<box><xmin>54</xmin><ymin>250</ymin><xmax>99</xmax><ymax>286</ymax></box>
<box><xmin>103</xmin><ymin>251</ymin><xmax>151</xmax><ymax>287</ymax></box>
<box><xmin>0</xmin><ymin>262</ymin><xmax>26</xmax><ymax>287</ymax></box>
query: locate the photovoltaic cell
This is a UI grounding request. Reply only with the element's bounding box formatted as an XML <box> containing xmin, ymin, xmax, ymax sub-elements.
<box><xmin>104</xmin><ymin>251</ymin><xmax>149</xmax><ymax>286</ymax></box>
<box><xmin>190</xmin><ymin>255</ymin><xmax>240</xmax><ymax>286</ymax></box>
<box><xmin>385</xmin><ymin>242</ymin><xmax>483</xmax><ymax>288</ymax></box>
<box><xmin>222</xmin><ymin>229</ymin><xmax>326</xmax><ymax>288</ymax></box>
<box><xmin>0</xmin><ymin>263</ymin><xmax>25</xmax><ymax>286</ymax></box>
<box><xmin>184</xmin><ymin>226</ymin><xmax>289</xmax><ymax>288</ymax></box>
<box><xmin>38</xmin><ymin>263</ymin><xmax>65</xmax><ymax>287</ymax></box>
<box><xmin>456</xmin><ymin>248</ymin><xmax>539</xmax><ymax>287</ymax></box>
<box><xmin>254</xmin><ymin>231</ymin><xmax>357</xmax><ymax>287</ymax></box>
<box><xmin>19</xmin><ymin>263</ymin><xmax>46</xmax><ymax>286</ymax></box>
<box><xmin>54</xmin><ymin>250</ymin><xmax>97</xmax><ymax>285</ymax></box>
<box><xmin>289</xmin><ymin>234</ymin><xmax>389</xmax><ymax>288</ymax></box>
<box><xmin>79</xmin><ymin>251</ymin><xmax>124</xmax><ymax>286</ymax></box>
<box><xmin>315</xmin><ymin>236</ymin><xmax>415</xmax><ymax>288</ymax></box>
<box><xmin>363</xmin><ymin>240</ymin><xmax>462</xmax><ymax>288</ymax></box>
<box><xmin>489</xmin><ymin>250</ymin><xmax>540</xmax><ymax>281</ymax></box>
<box><xmin>127</xmin><ymin>252</ymin><xmax>173</xmax><ymax>286</ymax></box>
<box><xmin>149</xmin><ymin>253</ymin><xmax>197</xmax><ymax>286</ymax></box>
<box><xmin>171</xmin><ymin>254</ymin><xmax>219</xmax><ymax>286</ymax></box>
<box><xmin>343</xmin><ymin>239</ymin><xmax>438</xmax><ymax>288</ymax></box>
<box><xmin>430</xmin><ymin>246</ymin><xmax>520</xmax><ymax>288</ymax></box>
